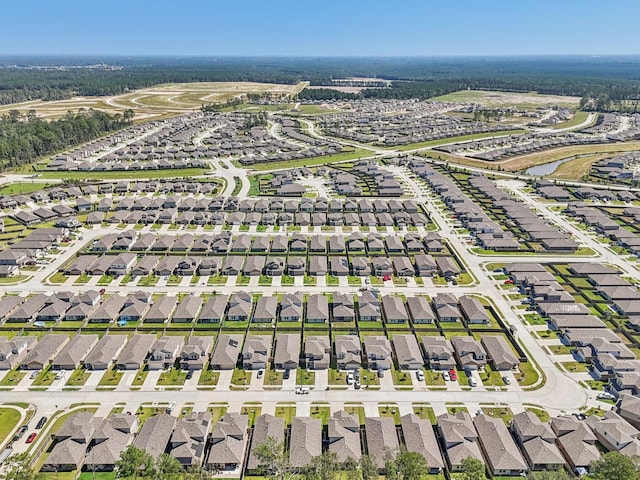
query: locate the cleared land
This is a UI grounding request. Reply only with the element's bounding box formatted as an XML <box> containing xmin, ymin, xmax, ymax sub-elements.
<box><xmin>0</xmin><ymin>82</ymin><xmax>305</xmax><ymax>122</ymax></box>
<box><xmin>432</xmin><ymin>89</ymin><xmax>580</xmax><ymax>109</ymax></box>
<box><xmin>549</xmin><ymin>153</ymin><xmax>613</xmax><ymax>180</ymax></box>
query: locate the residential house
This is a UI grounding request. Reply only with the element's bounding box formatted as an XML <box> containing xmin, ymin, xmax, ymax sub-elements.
<box><xmin>481</xmin><ymin>336</ymin><xmax>519</xmax><ymax>371</ymax></box>
<box><xmin>242</xmin><ymin>335</ymin><xmax>271</xmax><ymax>370</ymax></box>
<box><xmin>474</xmin><ymin>415</ymin><xmax>527</xmax><ymax>476</ymax></box>
<box><xmin>198</xmin><ymin>295</ymin><xmax>227</xmax><ymax>323</ymax></box>
<box><xmin>363</xmin><ymin>335</ymin><xmax>392</xmax><ymax>370</ymax></box>
<box><xmin>511</xmin><ymin>411</ymin><xmax>565</xmax><ymax>471</ymax></box>
<box><xmin>51</xmin><ymin>334</ymin><xmax>99</xmax><ymax>370</ymax></box>
<box><xmin>328</xmin><ymin>411</ymin><xmax>361</xmax><ymax>462</ymax></box>
<box><xmin>289</xmin><ymin>417</ymin><xmax>322</xmax><ymax>469</ymax></box>
<box><xmin>422</xmin><ymin>336</ymin><xmax>456</xmax><ymax>370</ymax></box>
<box><xmin>133</xmin><ymin>414</ymin><xmax>176</xmax><ymax>459</ymax></box>
<box><xmin>210</xmin><ymin>334</ymin><xmax>242</xmax><ymax>370</ymax></box>
<box><xmin>365</xmin><ymin>417</ymin><xmax>399</xmax><ymax>471</ymax></box>
<box><xmin>169</xmin><ymin>412</ymin><xmax>212</xmax><ymax>467</ymax></box>
<box><xmin>438</xmin><ymin>412</ymin><xmax>484</xmax><ymax>471</ymax></box>
<box><xmin>247</xmin><ymin>414</ymin><xmax>285</xmax><ymax>472</ymax></box>
<box><xmin>304</xmin><ymin>336</ymin><xmax>330</xmax><ymax>370</ymax></box>
<box><xmin>401</xmin><ymin>414</ymin><xmax>445</xmax><ymax>473</ymax></box>
<box><xmin>115</xmin><ymin>334</ymin><xmax>156</xmax><ymax>370</ymax></box>
<box><xmin>83</xmin><ymin>334</ymin><xmax>128</xmax><ymax>370</ymax></box>
<box><xmin>335</xmin><ymin>335</ymin><xmax>362</xmax><ymax>370</ymax></box>
<box><xmin>147</xmin><ymin>336</ymin><xmax>184</xmax><ymax>370</ymax></box>
<box><xmin>392</xmin><ymin>334</ymin><xmax>424</xmax><ymax>370</ymax></box>
<box><xmin>20</xmin><ymin>334</ymin><xmax>69</xmax><ymax>370</ymax></box>
<box><xmin>180</xmin><ymin>336</ymin><xmax>213</xmax><ymax>371</ymax></box>
<box><xmin>273</xmin><ymin>334</ymin><xmax>300</xmax><ymax>370</ymax></box>
<box><xmin>451</xmin><ymin>336</ymin><xmax>487</xmax><ymax>370</ymax></box>
<box><xmin>206</xmin><ymin>413</ymin><xmax>249</xmax><ymax>472</ymax></box>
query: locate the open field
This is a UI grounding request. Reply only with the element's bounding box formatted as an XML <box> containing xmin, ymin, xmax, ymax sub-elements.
<box><xmin>549</xmin><ymin>153</ymin><xmax>614</xmax><ymax>180</ymax></box>
<box><xmin>36</xmin><ymin>167</ymin><xmax>210</xmax><ymax>180</ymax></box>
<box><xmin>496</xmin><ymin>141</ymin><xmax>640</xmax><ymax>172</ymax></box>
<box><xmin>431</xmin><ymin>89</ymin><xmax>581</xmax><ymax>109</ymax></box>
<box><xmin>0</xmin><ymin>82</ymin><xmax>305</xmax><ymax>122</ymax></box>
<box><xmin>245</xmin><ymin>148</ymin><xmax>371</xmax><ymax>172</ymax></box>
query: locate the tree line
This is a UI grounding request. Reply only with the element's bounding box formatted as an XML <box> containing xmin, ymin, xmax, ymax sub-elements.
<box><xmin>4</xmin><ymin>56</ymin><xmax>640</xmax><ymax>111</ymax></box>
<box><xmin>0</xmin><ymin>108</ymin><xmax>133</xmax><ymax>169</ymax></box>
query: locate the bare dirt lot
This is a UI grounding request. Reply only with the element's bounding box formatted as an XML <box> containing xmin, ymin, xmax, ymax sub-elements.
<box><xmin>0</xmin><ymin>81</ymin><xmax>305</xmax><ymax>122</ymax></box>
<box><xmin>432</xmin><ymin>90</ymin><xmax>581</xmax><ymax>109</ymax></box>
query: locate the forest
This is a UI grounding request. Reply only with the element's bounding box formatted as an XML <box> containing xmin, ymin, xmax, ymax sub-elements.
<box><xmin>2</xmin><ymin>56</ymin><xmax>640</xmax><ymax>111</ymax></box>
<box><xmin>0</xmin><ymin>109</ymin><xmax>133</xmax><ymax>169</ymax></box>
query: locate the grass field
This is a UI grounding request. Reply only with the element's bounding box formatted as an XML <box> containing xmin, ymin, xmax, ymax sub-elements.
<box><xmin>0</xmin><ymin>408</ymin><xmax>21</xmax><ymax>445</ymax></box>
<box><xmin>36</xmin><ymin>167</ymin><xmax>210</xmax><ymax>180</ymax></box>
<box><xmin>394</xmin><ymin>129</ymin><xmax>527</xmax><ymax>151</ymax></box>
<box><xmin>496</xmin><ymin>141</ymin><xmax>640</xmax><ymax>172</ymax></box>
<box><xmin>0</xmin><ymin>182</ymin><xmax>54</xmax><ymax>195</ymax></box>
<box><xmin>549</xmin><ymin>153</ymin><xmax>613</xmax><ymax>180</ymax></box>
<box><xmin>550</xmin><ymin>111</ymin><xmax>594</xmax><ymax>130</ymax></box>
<box><xmin>246</xmin><ymin>149</ymin><xmax>371</xmax><ymax>172</ymax></box>
<box><xmin>0</xmin><ymin>81</ymin><xmax>305</xmax><ymax>122</ymax></box>
<box><xmin>431</xmin><ymin>89</ymin><xmax>580</xmax><ymax>109</ymax></box>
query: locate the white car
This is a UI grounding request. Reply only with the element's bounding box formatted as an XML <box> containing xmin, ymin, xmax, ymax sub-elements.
<box><xmin>443</xmin><ymin>371</ymin><xmax>451</xmax><ymax>381</ymax></box>
<box><xmin>502</xmin><ymin>376</ymin><xmax>512</xmax><ymax>385</ymax></box>
<box><xmin>346</xmin><ymin>372</ymin><xmax>355</xmax><ymax>385</ymax></box>
<box><xmin>416</xmin><ymin>370</ymin><xmax>425</xmax><ymax>381</ymax></box>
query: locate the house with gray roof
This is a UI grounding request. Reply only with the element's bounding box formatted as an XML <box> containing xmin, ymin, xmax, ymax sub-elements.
<box><xmin>328</xmin><ymin>411</ymin><xmax>361</xmax><ymax>462</ymax></box>
<box><xmin>273</xmin><ymin>333</ymin><xmax>300</xmax><ymax>370</ymax></box>
<box><xmin>247</xmin><ymin>414</ymin><xmax>285</xmax><ymax>471</ymax></box>
<box><xmin>0</xmin><ymin>335</ymin><xmax>37</xmax><ymax>370</ymax></box>
<box><xmin>133</xmin><ymin>414</ymin><xmax>176</xmax><ymax>459</ymax></box>
<box><xmin>365</xmin><ymin>417</ymin><xmax>399</xmax><ymax>471</ymax></box>
<box><xmin>382</xmin><ymin>295</ymin><xmax>408</xmax><ymax>323</ymax></box>
<box><xmin>332</xmin><ymin>293</ymin><xmax>355</xmax><ymax>322</ymax></box>
<box><xmin>481</xmin><ymin>336</ymin><xmax>519</xmax><ymax>371</ymax></box>
<box><xmin>84</xmin><ymin>414</ymin><xmax>137</xmax><ymax>472</ymax></box>
<box><xmin>253</xmin><ymin>296</ymin><xmax>277</xmax><ymax>323</ymax></box>
<box><xmin>42</xmin><ymin>411</ymin><xmax>96</xmax><ymax>472</ymax></box>
<box><xmin>551</xmin><ymin>416</ymin><xmax>600</xmax><ymax>473</ymax></box>
<box><xmin>84</xmin><ymin>334</ymin><xmax>128</xmax><ymax>370</ymax></box>
<box><xmin>169</xmin><ymin>412</ymin><xmax>212</xmax><ymax>467</ymax></box>
<box><xmin>392</xmin><ymin>334</ymin><xmax>424</xmax><ymax>370</ymax></box>
<box><xmin>241</xmin><ymin>335</ymin><xmax>271</xmax><ymax>371</ymax></box>
<box><xmin>145</xmin><ymin>296</ymin><xmax>178</xmax><ymax>323</ymax></box>
<box><xmin>363</xmin><ymin>335</ymin><xmax>392</xmax><ymax>370</ymax></box>
<box><xmin>210</xmin><ymin>334</ymin><xmax>242</xmax><ymax>370</ymax></box>
<box><xmin>401</xmin><ymin>414</ymin><xmax>444</xmax><ymax>473</ymax></box>
<box><xmin>304</xmin><ymin>336</ymin><xmax>330</xmax><ymax>370</ymax></box>
<box><xmin>115</xmin><ymin>334</ymin><xmax>156</xmax><ymax>370</ymax></box>
<box><xmin>180</xmin><ymin>336</ymin><xmax>213</xmax><ymax>371</ymax></box>
<box><xmin>459</xmin><ymin>295</ymin><xmax>490</xmax><ymax>324</ymax></box>
<box><xmin>511</xmin><ymin>411</ymin><xmax>565</xmax><ymax>471</ymax></box>
<box><xmin>89</xmin><ymin>294</ymin><xmax>127</xmax><ymax>324</ymax></box>
<box><xmin>206</xmin><ymin>413</ymin><xmax>249</xmax><ymax>472</ymax></box>
<box><xmin>198</xmin><ymin>295</ymin><xmax>227</xmax><ymax>323</ymax></box>
<box><xmin>51</xmin><ymin>334</ymin><xmax>98</xmax><ymax>371</ymax></box>
<box><xmin>422</xmin><ymin>336</ymin><xmax>456</xmax><ymax>370</ymax></box>
<box><xmin>451</xmin><ymin>336</ymin><xmax>487</xmax><ymax>370</ymax></box>
<box><xmin>438</xmin><ymin>411</ymin><xmax>484</xmax><ymax>471</ymax></box>
<box><xmin>335</xmin><ymin>335</ymin><xmax>361</xmax><ymax>370</ymax></box>
<box><xmin>172</xmin><ymin>296</ymin><xmax>203</xmax><ymax>323</ymax></box>
<box><xmin>20</xmin><ymin>333</ymin><xmax>69</xmax><ymax>370</ymax></box>
<box><xmin>306</xmin><ymin>294</ymin><xmax>329</xmax><ymax>323</ymax></box>
<box><xmin>586</xmin><ymin>411</ymin><xmax>640</xmax><ymax>457</ymax></box>
<box><xmin>406</xmin><ymin>296</ymin><xmax>435</xmax><ymax>324</ymax></box>
<box><xmin>148</xmin><ymin>335</ymin><xmax>184</xmax><ymax>370</ymax></box>
<box><xmin>279</xmin><ymin>293</ymin><xmax>303</xmax><ymax>322</ymax></box>
<box><xmin>474</xmin><ymin>414</ymin><xmax>527</xmax><ymax>476</ymax></box>
<box><xmin>227</xmin><ymin>292</ymin><xmax>253</xmax><ymax>321</ymax></box>
<box><xmin>289</xmin><ymin>417</ymin><xmax>322</xmax><ymax>469</ymax></box>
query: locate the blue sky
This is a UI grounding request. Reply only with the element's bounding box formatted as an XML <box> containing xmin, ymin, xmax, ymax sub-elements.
<box><xmin>2</xmin><ymin>0</ymin><xmax>639</xmax><ymax>56</ymax></box>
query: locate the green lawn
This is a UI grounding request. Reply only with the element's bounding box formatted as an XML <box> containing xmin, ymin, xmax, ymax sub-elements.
<box><xmin>231</xmin><ymin>368</ymin><xmax>251</xmax><ymax>386</ymax></box>
<box><xmin>37</xmin><ymin>168</ymin><xmax>210</xmax><ymax>180</ymax></box>
<box><xmin>392</xmin><ymin>129</ymin><xmax>527</xmax><ymax>151</ymax></box>
<box><xmin>157</xmin><ymin>368</ymin><xmax>187</xmax><ymax>386</ymax></box>
<box><xmin>0</xmin><ymin>408</ymin><xmax>21</xmax><ymax>445</ymax></box>
<box><xmin>31</xmin><ymin>367</ymin><xmax>58</xmax><ymax>387</ymax></box>
<box><xmin>275</xmin><ymin>405</ymin><xmax>296</xmax><ymax>425</ymax></box>
<box><xmin>0</xmin><ymin>182</ymin><xmax>54</xmax><ymax>195</ymax></box>
<box><xmin>310</xmin><ymin>404</ymin><xmax>331</xmax><ymax>425</ymax></box>
<box><xmin>198</xmin><ymin>367</ymin><xmax>220</xmax><ymax>386</ymax></box>
<box><xmin>413</xmin><ymin>405</ymin><xmax>437</xmax><ymax>425</ymax></box>
<box><xmin>48</xmin><ymin>272</ymin><xmax>69</xmax><ymax>284</ymax></box>
<box><xmin>296</xmin><ymin>368</ymin><xmax>315</xmax><ymax>386</ymax></box>
<box><xmin>131</xmin><ymin>367</ymin><xmax>149</xmax><ymax>386</ymax></box>
<box><xmin>390</xmin><ymin>367</ymin><xmax>413</xmax><ymax>386</ymax></box>
<box><xmin>482</xmin><ymin>406</ymin><xmax>514</xmax><ymax>425</ymax></box>
<box><xmin>263</xmin><ymin>370</ymin><xmax>283</xmax><ymax>386</ymax></box>
<box><xmin>98</xmin><ymin>368</ymin><xmax>123</xmax><ymax>387</ymax></box>
<box><xmin>240</xmin><ymin>405</ymin><xmax>262</xmax><ymax>427</ymax></box>
<box><xmin>248</xmin><ymin>149</ymin><xmax>370</xmax><ymax>172</ymax></box>
<box><xmin>65</xmin><ymin>368</ymin><xmax>91</xmax><ymax>387</ymax></box>
<box><xmin>378</xmin><ymin>404</ymin><xmax>401</xmax><ymax>425</ymax></box>
<box><xmin>0</xmin><ymin>369</ymin><xmax>25</xmax><ymax>387</ymax></box>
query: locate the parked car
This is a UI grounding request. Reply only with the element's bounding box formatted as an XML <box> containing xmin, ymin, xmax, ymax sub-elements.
<box><xmin>354</xmin><ymin>380</ymin><xmax>361</xmax><ymax>389</ymax></box>
<box><xmin>596</xmin><ymin>392</ymin><xmax>616</xmax><ymax>400</ymax></box>
<box><xmin>35</xmin><ymin>416</ymin><xmax>47</xmax><ymax>429</ymax></box>
<box><xmin>25</xmin><ymin>432</ymin><xmax>37</xmax><ymax>444</ymax></box>
<box><xmin>449</xmin><ymin>369</ymin><xmax>457</xmax><ymax>381</ymax></box>
<box><xmin>416</xmin><ymin>370</ymin><xmax>425</xmax><ymax>381</ymax></box>
<box><xmin>30</xmin><ymin>370</ymin><xmax>40</xmax><ymax>380</ymax></box>
<box><xmin>295</xmin><ymin>387</ymin><xmax>310</xmax><ymax>395</ymax></box>
<box><xmin>185</xmin><ymin>371</ymin><xmax>193</xmax><ymax>380</ymax></box>
<box><xmin>257</xmin><ymin>369</ymin><xmax>265</xmax><ymax>379</ymax></box>
<box><xmin>377</xmin><ymin>369</ymin><xmax>385</xmax><ymax>378</ymax></box>
<box><xmin>346</xmin><ymin>372</ymin><xmax>355</xmax><ymax>385</ymax></box>
<box><xmin>283</xmin><ymin>369</ymin><xmax>290</xmax><ymax>380</ymax></box>
<box><xmin>442</xmin><ymin>371</ymin><xmax>451</xmax><ymax>381</ymax></box>
<box><xmin>14</xmin><ymin>425</ymin><xmax>28</xmax><ymax>440</ymax></box>
<box><xmin>468</xmin><ymin>377</ymin><xmax>477</xmax><ymax>387</ymax></box>
<box><xmin>502</xmin><ymin>376</ymin><xmax>511</xmax><ymax>385</ymax></box>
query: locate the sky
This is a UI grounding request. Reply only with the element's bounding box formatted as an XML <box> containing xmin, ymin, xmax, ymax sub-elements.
<box><xmin>2</xmin><ymin>0</ymin><xmax>639</xmax><ymax>57</ymax></box>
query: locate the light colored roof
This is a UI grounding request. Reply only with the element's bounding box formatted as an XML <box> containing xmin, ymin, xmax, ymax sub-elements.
<box><xmin>84</xmin><ymin>334</ymin><xmax>127</xmax><ymax>369</ymax></box>
<box><xmin>52</xmin><ymin>334</ymin><xmax>98</xmax><ymax>369</ymax></box>
<box><xmin>273</xmin><ymin>333</ymin><xmax>300</xmax><ymax>368</ymax></box>
<box><xmin>401</xmin><ymin>414</ymin><xmax>444</xmax><ymax>470</ymax></box>
<box><xmin>328</xmin><ymin>411</ymin><xmax>361</xmax><ymax>461</ymax></box>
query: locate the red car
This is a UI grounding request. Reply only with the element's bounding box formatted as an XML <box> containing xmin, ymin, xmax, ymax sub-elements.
<box><xmin>383</xmin><ymin>275</ymin><xmax>391</xmax><ymax>281</ymax></box>
<box><xmin>504</xmin><ymin>279</ymin><xmax>514</xmax><ymax>284</ymax></box>
<box><xmin>449</xmin><ymin>369</ymin><xmax>457</xmax><ymax>381</ymax></box>
<box><xmin>25</xmin><ymin>432</ymin><xmax>37</xmax><ymax>444</ymax></box>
